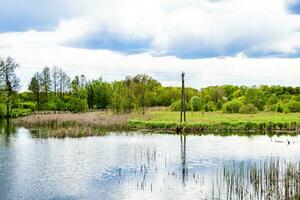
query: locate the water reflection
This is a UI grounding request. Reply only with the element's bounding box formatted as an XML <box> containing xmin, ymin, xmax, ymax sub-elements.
<box><xmin>0</xmin><ymin>119</ymin><xmax>15</xmax><ymax>146</ymax></box>
<box><xmin>0</xmin><ymin>127</ymin><xmax>300</xmax><ymax>199</ymax></box>
<box><xmin>180</xmin><ymin>134</ymin><xmax>187</xmax><ymax>186</ymax></box>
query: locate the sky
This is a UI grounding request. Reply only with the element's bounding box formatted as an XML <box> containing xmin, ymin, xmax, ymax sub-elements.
<box><xmin>1</xmin><ymin>0</ymin><xmax>300</xmax><ymax>90</ymax></box>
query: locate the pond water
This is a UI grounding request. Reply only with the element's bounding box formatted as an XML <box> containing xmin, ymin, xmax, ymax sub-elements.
<box><xmin>1</xmin><ymin>124</ymin><xmax>300</xmax><ymax>199</ymax></box>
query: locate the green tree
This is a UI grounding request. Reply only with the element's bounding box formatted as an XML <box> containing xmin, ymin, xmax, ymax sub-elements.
<box><xmin>222</xmin><ymin>100</ymin><xmax>242</xmax><ymax>113</ymax></box>
<box><xmin>287</xmin><ymin>101</ymin><xmax>300</xmax><ymax>113</ymax></box>
<box><xmin>0</xmin><ymin>57</ymin><xmax>20</xmax><ymax>117</ymax></box>
<box><xmin>29</xmin><ymin>72</ymin><xmax>42</xmax><ymax>111</ymax></box>
<box><xmin>190</xmin><ymin>96</ymin><xmax>201</xmax><ymax>111</ymax></box>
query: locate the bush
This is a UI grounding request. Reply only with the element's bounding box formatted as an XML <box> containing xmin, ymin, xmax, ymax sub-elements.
<box><xmin>276</xmin><ymin>103</ymin><xmax>286</xmax><ymax>113</ymax></box>
<box><xmin>46</xmin><ymin>97</ymin><xmax>68</xmax><ymax>111</ymax></box>
<box><xmin>222</xmin><ymin>100</ymin><xmax>242</xmax><ymax>113</ymax></box>
<box><xmin>67</xmin><ymin>97</ymin><xmax>88</xmax><ymax>113</ymax></box>
<box><xmin>205</xmin><ymin>101</ymin><xmax>216</xmax><ymax>112</ymax></box>
<box><xmin>170</xmin><ymin>100</ymin><xmax>190</xmax><ymax>111</ymax></box>
<box><xmin>10</xmin><ymin>108</ymin><xmax>31</xmax><ymax>118</ymax></box>
<box><xmin>19</xmin><ymin>101</ymin><xmax>36</xmax><ymax>111</ymax></box>
<box><xmin>287</xmin><ymin>101</ymin><xmax>300</xmax><ymax>112</ymax></box>
<box><xmin>190</xmin><ymin>96</ymin><xmax>201</xmax><ymax>111</ymax></box>
<box><xmin>239</xmin><ymin>103</ymin><xmax>258</xmax><ymax>114</ymax></box>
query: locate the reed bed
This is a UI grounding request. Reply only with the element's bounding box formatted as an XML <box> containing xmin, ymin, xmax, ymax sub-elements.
<box><xmin>14</xmin><ymin>112</ymin><xmax>135</xmax><ymax>138</ymax></box>
<box><xmin>218</xmin><ymin>158</ymin><xmax>300</xmax><ymax>200</ymax></box>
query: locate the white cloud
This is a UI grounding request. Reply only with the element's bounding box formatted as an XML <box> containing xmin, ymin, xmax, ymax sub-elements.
<box><xmin>0</xmin><ymin>0</ymin><xmax>300</xmax><ymax>90</ymax></box>
<box><xmin>1</xmin><ymin>45</ymin><xmax>299</xmax><ymax>91</ymax></box>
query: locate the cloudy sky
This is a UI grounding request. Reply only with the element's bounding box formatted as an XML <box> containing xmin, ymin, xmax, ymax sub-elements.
<box><xmin>1</xmin><ymin>0</ymin><xmax>300</xmax><ymax>90</ymax></box>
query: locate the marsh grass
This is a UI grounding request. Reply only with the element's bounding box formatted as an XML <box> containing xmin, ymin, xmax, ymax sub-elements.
<box><xmin>14</xmin><ymin>112</ymin><xmax>138</xmax><ymax>137</ymax></box>
<box><xmin>218</xmin><ymin>158</ymin><xmax>300</xmax><ymax>200</ymax></box>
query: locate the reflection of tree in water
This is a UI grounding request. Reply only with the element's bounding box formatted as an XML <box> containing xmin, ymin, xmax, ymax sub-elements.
<box><xmin>0</xmin><ymin>118</ymin><xmax>15</xmax><ymax>145</ymax></box>
<box><xmin>180</xmin><ymin>134</ymin><xmax>188</xmax><ymax>186</ymax></box>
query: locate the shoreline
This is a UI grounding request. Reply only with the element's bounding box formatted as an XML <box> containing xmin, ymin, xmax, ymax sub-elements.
<box><xmin>8</xmin><ymin>111</ymin><xmax>300</xmax><ymax>137</ymax></box>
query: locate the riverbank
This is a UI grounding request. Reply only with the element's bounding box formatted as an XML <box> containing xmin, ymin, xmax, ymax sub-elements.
<box><xmin>130</xmin><ymin>111</ymin><xmax>300</xmax><ymax>134</ymax></box>
<box><xmin>13</xmin><ymin>111</ymin><xmax>300</xmax><ymax>137</ymax></box>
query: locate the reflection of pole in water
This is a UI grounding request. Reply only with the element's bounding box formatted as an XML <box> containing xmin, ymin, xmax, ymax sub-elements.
<box><xmin>180</xmin><ymin>134</ymin><xmax>187</xmax><ymax>186</ymax></box>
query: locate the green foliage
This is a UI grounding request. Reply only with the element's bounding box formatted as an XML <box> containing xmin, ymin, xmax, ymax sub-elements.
<box><xmin>0</xmin><ymin>104</ymin><xmax>5</xmax><ymax>118</ymax></box>
<box><xmin>239</xmin><ymin>103</ymin><xmax>259</xmax><ymax>114</ymax></box>
<box><xmin>287</xmin><ymin>101</ymin><xmax>300</xmax><ymax>113</ymax></box>
<box><xmin>222</xmin><ymin>100</ymin><xmax>242</xmax><ymax>113</ymax></box>
<box><xmin>5</xmin><ymin>56</ymin><xmax>300</xmax><ymax>117</ymax></box>
<box><xmin>67</xmin><ymin>97</ymin><xmax>88</xmax><ymax>113</ymax></box>
<box><xmin>170</xmin><ymin>100</ymin><xmax>190</xmax><ymax>111</ymax></box>
<box><xmin>205</xmin><ymin>101</ymin><xmax>216</xmax><ymax>112</ymax></box>
<box><xmin>18</xmin><ymin>101</ymin><xmax>36</xmax><ymax>111</ymax></box>
<box><xmin>10</xmin><ymin>108</ymin><xmax>31</xmax><ymax>118</ymax></box>
<box><xmin>190</xmin><ymin>96</ymin><xmax>201</xmax><ymax>111</ymax></box>
<box><xmin>275</xmin><ymin>103</ymin><xmax>287</xmax><ymax>113</ymax></box>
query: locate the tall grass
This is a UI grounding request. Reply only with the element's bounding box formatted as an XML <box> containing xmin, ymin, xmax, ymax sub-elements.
<box><xmin>219</xmin><ymin>158</ymin><xmax>300</xmax><ymax>200</ymax></box>
<box><xmin>14</xmin><ymin>112</ymin><xmax>133</xmax><ymax>137</ymax></box>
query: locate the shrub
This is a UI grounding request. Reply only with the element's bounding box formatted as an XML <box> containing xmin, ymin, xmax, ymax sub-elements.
<box><xmin>276</xmin><ymin>103</ymin><xmax>286</xmax><ymax>113</ymax></box>
<box><xmin>170</xmin><ymin>100</ymin><xmax>190</xmax><ymax>111</ymax></box>
<box><xmin>19</xmin><ymin>101</ymin><xmax>36</xmax><ymax>111</ymax></box>
<box><xmin>190</xmin><ymin>96</ymin><xmax>201</xmax><ymax>111</ymax></box>
<box><xmin>68</xmin><ymin>97</ymin><xmax>88</xmax><ymax>113</ymax></box>
<box><xmin>287</xmin><ymin>101</ymin><xmax>300</xmax><ymax>112</ymax></box>
<box><xmin>222</xmin><ymin>100</ymin><xmax>242</xmax><ymax>113</ymax></box>
<box><xmin>216</xmin><ymin>99</ymin><xmax>223</xmax><ymax>110</ymax></box>
<box><xmin>205</xmin><ymin>101</ymin><xmax>216</xmax><ymax>112</ymax></box>
<box><xmin>239</xmin><ymin>103</ymin><xmax>258</xmax><ymax>114</ymax></box>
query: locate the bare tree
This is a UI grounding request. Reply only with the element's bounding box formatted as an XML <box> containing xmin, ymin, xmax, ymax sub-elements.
<box><xmin>58</xmin><ymin>68</ymin><xmax>70</xmax><ymax>99</ymax></box>
<box><xmin>41</xmin><ymin>67</ymin><xmax>51</xmax><ymax>99</ymax></box>
<box><xmin>52</xmin><ymin>66</ymin><xmax>59</xmax><ymax>96</ymax></box>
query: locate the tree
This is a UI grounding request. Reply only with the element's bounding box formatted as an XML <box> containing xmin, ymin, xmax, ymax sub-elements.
<box><xmin>52</xmin><ymin>66</ymin><xmax>59</xmax><ymax>96</ymax></box>
<box><xmin>0</xmin><ymin>57</ymin><xmax>20</xmax><ymax>117</ymax></box>
<box><xmin>58</xmin><ymin>68</ymin><xmax>70</xmax><ymax>99</ymax></box>
<box><xmin>41</xmin><ymin>67</ymin><xmax>51</xmax><ymax>100</ymax></box>
<box><xmin>222</xmin><ymin>100</ymin><xmax>242</xmax><ymax>113</ymax></box>
<box><xmin>111</xmin><ymin>81</ymin><xmax>123</xmax><ymax>114</ymax></box>
<box><xmin>287</xmin><ymin>101</ymin><xmax>300</xmax><ymax>113</ymax></box>
<box><xmin>190</xmin><ymin>96</ymin><xmax>201</xmax><ymax>112</ymax></box>
<box><xmin>29</xmin><ymin>72</ymin><xmax>42</xmax><ymax>111</ymax></box>
<box><xmin>239</xmin><ymin>103</ymin><xmax>258</xmax><ymax>114</ymax></box>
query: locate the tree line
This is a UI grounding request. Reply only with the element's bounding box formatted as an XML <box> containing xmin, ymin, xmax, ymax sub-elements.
<box><xmin>1</xmin><ymin>56</ymin><xmax>300</xmax><ymax>118</ymax></box>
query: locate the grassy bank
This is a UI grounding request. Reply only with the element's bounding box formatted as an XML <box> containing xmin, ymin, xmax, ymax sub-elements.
<box><xmin>13</xmin><ymin>111</ymin><xmax>300</xmax><ymax>137</ymax></box>
<box><xmin>130</xmin><ymin>111</ymin><xmax>300</xmax><ymax>133</ymax></box>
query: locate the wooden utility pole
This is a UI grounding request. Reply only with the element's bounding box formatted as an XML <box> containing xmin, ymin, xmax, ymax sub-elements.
<box><xmin>180</xmin><ymin>72</ymin><xmax>186</xmax><ymax>123</ymax></box>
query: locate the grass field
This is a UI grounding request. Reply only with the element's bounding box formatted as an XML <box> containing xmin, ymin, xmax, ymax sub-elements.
<box><xmin>130</xmin><ymin>111</ymin><xmax>300</xmax><ymax>133</ymax></box>
<box><xmin>136</xmin><ymin>111</ymin><xmax>300</xmax><ymax>124</ymax></box>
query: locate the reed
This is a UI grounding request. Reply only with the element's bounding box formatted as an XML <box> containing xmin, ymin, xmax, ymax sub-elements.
<box><xmin>220</xmin><ymin>158</ymin><xmax>300</xmax><ymax>200</ymax></box>
<box><xmin>14</xmin><ymin>112</ymin><xmax>134</xmax><ymax>138</ymax></box>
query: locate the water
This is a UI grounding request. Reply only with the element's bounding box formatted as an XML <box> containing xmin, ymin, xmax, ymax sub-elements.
<box><xmin>1</xmin><ymin>125</ymin><xmax>300</xmax><ymax>199</ymax></box>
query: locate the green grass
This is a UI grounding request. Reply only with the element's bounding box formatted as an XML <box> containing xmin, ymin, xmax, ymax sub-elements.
<box><xmin>10</xmin><ymin>108</ymin><xmax>32</xmax><ymax>118</ymax></box>
<box><xmin>130</xmin><ymin>111</ymin><xmax>300</xmax><ymax>133</ymax></box>
<box><xmin>138</xmin><ymin>111</ymin><xmax>300</xmax><ymax>124</ymax></box>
